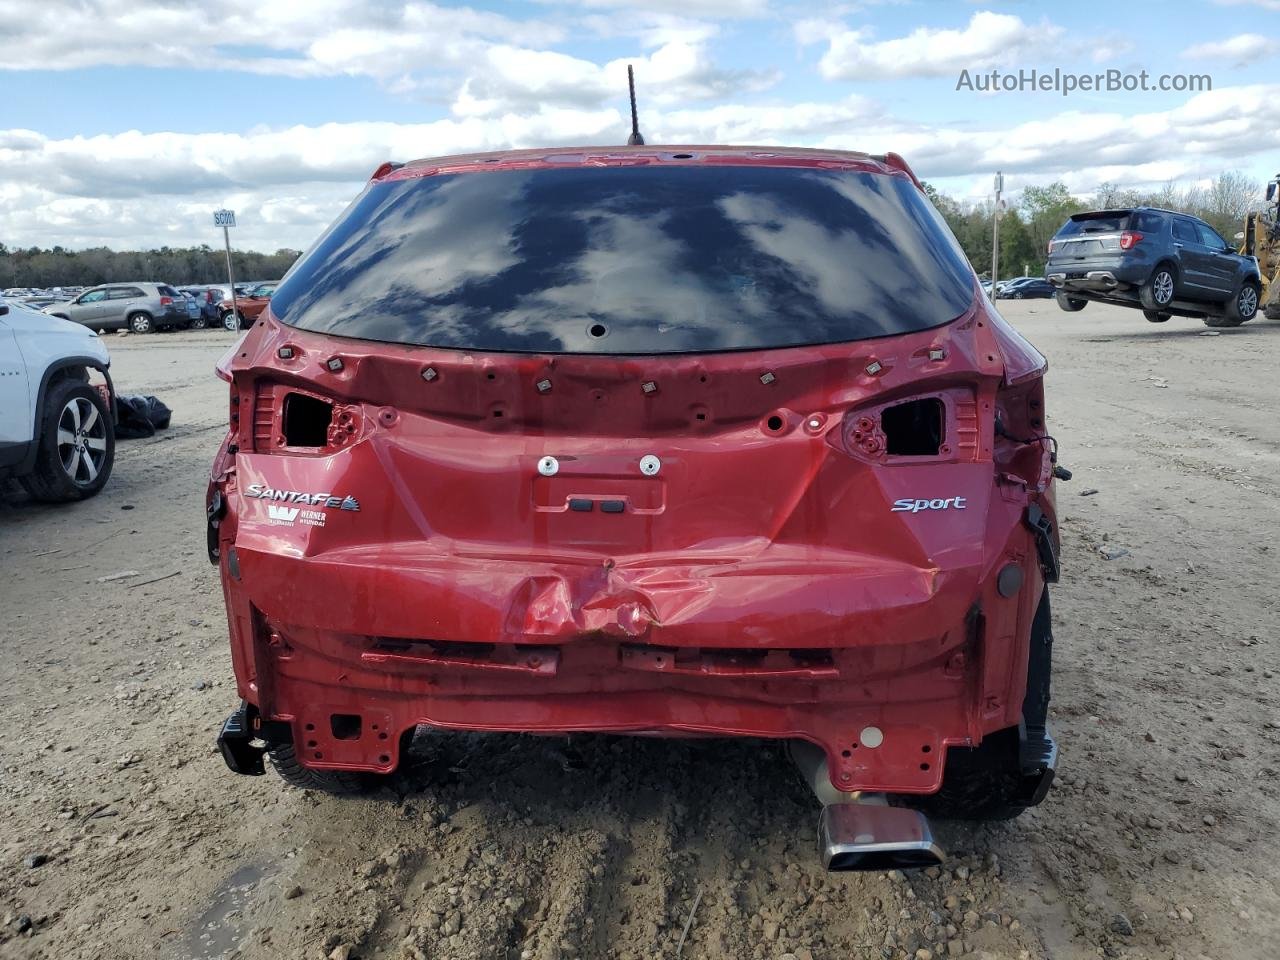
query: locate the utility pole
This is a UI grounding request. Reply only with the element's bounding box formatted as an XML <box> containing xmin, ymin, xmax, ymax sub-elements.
<box><xmin>214</xmin><ymin>209</ymin><xmax>238</xmax><ymax>331</ymax></box>
<box><xmin>990</xmin><ymin>171</ymin><xmax>1003</xmax><ymax>299</ymax></box>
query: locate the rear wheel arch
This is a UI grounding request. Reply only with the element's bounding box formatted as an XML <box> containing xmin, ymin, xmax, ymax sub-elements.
<box><xmin>28</xmin><ymin>359</ymin><xmax>114</xmax><ymax>464</ymax></box>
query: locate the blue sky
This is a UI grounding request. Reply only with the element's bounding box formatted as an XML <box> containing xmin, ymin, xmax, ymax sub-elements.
<box><xmin>1</xmin><ymin>0</ymin><xmax>1277</xmax><ymax>250</ymax></box>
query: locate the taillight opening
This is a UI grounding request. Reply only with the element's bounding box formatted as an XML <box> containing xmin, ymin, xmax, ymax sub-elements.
<box><xmin>282</xmin><ymin>392</ymin><xmax>333</xmax><ymax>447</ymax></box>
<box><xmin>1119</xmin><ymin>231</ymin><xmax>1143</xmax><ymax>250</ymax></box>
<box><xmin>881</xmin><ymin>398</ymin><xmax>944</xmax><ymax>456</ymax></box>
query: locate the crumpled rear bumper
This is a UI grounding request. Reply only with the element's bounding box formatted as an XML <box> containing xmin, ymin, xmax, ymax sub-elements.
<box><xmin>217</xmin><ymin>534</ymin><xmax>1048</xmax><ymax>795</ymax></box>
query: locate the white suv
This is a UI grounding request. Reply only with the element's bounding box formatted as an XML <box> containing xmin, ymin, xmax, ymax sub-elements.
<box><xmin>0</xmin><ymin>298</ymin><xmax>116</xmax><ymax>501</ymax></box>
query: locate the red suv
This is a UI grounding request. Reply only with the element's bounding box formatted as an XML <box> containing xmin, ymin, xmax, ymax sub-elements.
<box><xmin>210</xmin><ymin>146</ymin><xmax>1061</xmax><ymax>870</ymax></box>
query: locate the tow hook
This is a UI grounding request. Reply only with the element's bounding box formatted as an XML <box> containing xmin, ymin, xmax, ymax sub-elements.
<box><xmin>218</xmin><ymin>701</ymin><xmax>291</xmax><ymax>776</ymax></box>
<box><xmin>1025</xmin><ymin>503</ymin><xmax>1060</xmax><ymax>583</ymax></box>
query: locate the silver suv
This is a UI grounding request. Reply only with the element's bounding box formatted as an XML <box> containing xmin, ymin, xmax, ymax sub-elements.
<box><xmin>43</xmin><ymin>282</ymin><xmax>190</xmax><ymax>334</ymax></box>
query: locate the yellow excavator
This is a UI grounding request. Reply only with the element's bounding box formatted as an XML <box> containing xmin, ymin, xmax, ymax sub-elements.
<box><xmin>1240</xmin><ymin>174</ymin><xmax>1280</xmax><ymax>319</ymax></box>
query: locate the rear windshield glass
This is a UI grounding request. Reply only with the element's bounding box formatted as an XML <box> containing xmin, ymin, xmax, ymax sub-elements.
<box><xmin>271</xmin><ymin>165</ymin><xmax>976</xmax><ymax>354</ymax></box>
<box><xmin>1057</xmin><ymin>211</ymin><xmax>1132</xmax><ymax>237</ymax></box>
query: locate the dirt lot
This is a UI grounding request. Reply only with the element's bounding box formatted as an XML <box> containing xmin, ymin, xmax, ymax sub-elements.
<box><xmin>2</xmin><ymin>301</ymin><xmax>1278</xmax><ymax>960</ymax></box>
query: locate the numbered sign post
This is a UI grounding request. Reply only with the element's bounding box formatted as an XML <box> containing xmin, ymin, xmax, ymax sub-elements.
<box><xmin>214</xmin><ymin>209</ymin><xmax>238</xmax><ymax>331</ymax></box>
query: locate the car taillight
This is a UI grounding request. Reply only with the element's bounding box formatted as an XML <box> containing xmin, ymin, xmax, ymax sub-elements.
<box><xmin>206</xmin><ymin>290</ymin><xmax>214</xmax><ymax>303</ymax></box>
<box><xmin>160</xmin><ymin>295</ymin><xmax>173</xmax><ymax>306</ymax></box>
<box><xmin>1119</xmin><ymin>231</ymin><xmax>1143</xmax><ymax>250</ymax></box>
<box><xmin>1047</xmin><ymin>240</ymin><xmax>1057</xmax><ymax>254</ymax></box>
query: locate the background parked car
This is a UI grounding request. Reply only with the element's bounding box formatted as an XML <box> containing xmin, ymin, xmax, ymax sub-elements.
<box><xmin>19</xmin><ymin>296</ymin><xmax>69</xmax><ymax>310</ymax></box>
<box><xmin>178</xmin><ymin>287</ymin><xmax>220</xmax><ymax>328</ymax></box>
<box><xmin>219</xmin><ymin>281</ymin><xmax>278</xmax><ymax>330</ymax></box>
<box><xmin>996</xmin><ymin>278</ymin><xmax>1055</xmax><ymax>299</ymax></box>
<box><xmin>42</xmin><ymin>282</ymin><xmax>190</xmax><ymax>333</ymax></box>
<box><xmin>1046</xmin><ymin>207</ymin><xmax>1263</xmax><ymax>326</ymax></box>
<box><xmin>0</xmin><ymin>298</ymin><xmax>116</xmax><ymax>501</ymax></box>
<box><xmin>994</xmin><ymin>276</ymin><xmax>1033</xmax><ymax>294</ymax></box>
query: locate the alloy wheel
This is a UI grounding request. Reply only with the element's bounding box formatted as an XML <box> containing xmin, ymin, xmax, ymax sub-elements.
<box><xmin>56</xmin><ymin>396</ymin><xmax>109</xmax><ymax>486</ymax></box>
<box><xmin>1239</xmin><ymin>286</ymin><xmax>1258</xmax><ymax>317</ymax></box>
<box><xmin>1153</xmin><ymin>271</ymin><xmax>1174</xmax><ymax>305</ymax></box>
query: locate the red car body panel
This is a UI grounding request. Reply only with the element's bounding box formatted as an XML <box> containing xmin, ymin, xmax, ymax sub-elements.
<box><xmin>219</xmin><ymin>294</ymin><xmax>272</xmax><ymax>323</ymax></box>
<box><xmin>209</xmin><ymin>146</ymin><xmax>1056</xmax><ymax>796</ymax></box>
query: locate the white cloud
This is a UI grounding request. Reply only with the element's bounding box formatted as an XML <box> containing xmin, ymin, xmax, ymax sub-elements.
<box><xmin>3</xmin><ymin>82</ymin><xmax>1275</xmax><ymax>252</ymax></box>
<box><xmin>452</xmin><ymin>40</ymin><xmax>778</xmax><ymax>118</ymax></box>
<box><xmin>0</xmin><ymin>0</ymin><xmax>563</xmax><ymax>81</ymax></box>
<box><xmin>1211</xmin><ymin>0</ymin><xmax>1280</xmax><ymax>10</ymax></box>
<box><xmin>814</xmin><ymin>11</ymin><xmax>1065</xmax><ymax>80</ymax></box>
<box><xmin>1182</xmin><ymin>33</ymin><xmax>1268</xmax><ymax>66</ymax></box>
<box><xmin>555</xmin><ymin>0</ymin><xmax>769</xmax><ymax>15</ymax></box>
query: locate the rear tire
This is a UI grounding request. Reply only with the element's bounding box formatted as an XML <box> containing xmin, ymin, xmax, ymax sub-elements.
<box><xmin>188</xmin><ymin>315</ymin><xmax>208</xmax><ymax>330</ymax></box>
<box><xmin>1143</xmin><ymin>309</ymin><xmax>1171</xmax><ymax>323</ymax></box>
<box><xmin>1055</xmin><ymin>293</ymin><xmax>1086</xmax><ymax>312</ymax></box>
<box><xmin>1139</xmin><ymin>263</ymin><xmax>1177</xmax><ymax>310</ymax></box>
<box><xmin>266</xmin><ymin>741</ymin><xmax>372</xmax><ymax>795</ymax></box>
<box><xmin>910</xmin><ymin>589</ymin><xmax>1054</xmax><ymax>822</ymax></box>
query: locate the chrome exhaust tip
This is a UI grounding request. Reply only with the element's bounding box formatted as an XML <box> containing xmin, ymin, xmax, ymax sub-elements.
<box><xmin>819</xmin><ymin>803</ymin><xmax>945</xmax><ymax>872</ymax></box>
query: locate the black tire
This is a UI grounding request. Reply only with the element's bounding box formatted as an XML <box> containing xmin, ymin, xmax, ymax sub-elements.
<box><xmin>1055</xmin><ymin>293</ymin><xmax>1086</xmax><ymax>312</ymax></box>
<box><xmin>1203</xmin><ymin>315</ymin><xmax>1243</xmax><ymax>329</ymax></box>
<box><xmin>1139</xmin><ymin>263</ymin><xmax>1177</xmax><ymax>310</ymax></box>
<box><xmin>266</xmin><ymin>741</ymin><xmax>371</xmax><ymax>795</ymax></box>
<box><xmin>1142</xmin><ymin>309</ymin><xmax>1171</xmax><ymax>323</ymax></box>
<box><xmin>188</xmin><ymin>314</ymin><xmax>208</xmax><ymax>330</ymax></box>
<box><xmin>20</xmin><ymin>380</ymin><xmax>115</xmax><ymax>503</ymax></box>
<box><xmin>128</xmin><ymin>312</ymin><xmax>153</xmax><ymax>334</ymax></box>
<box><xmin>1221</xmin><ymin>280</ymin><xmax>1260</xmax><ymax>325</ymax></box>
<box><xmin>222</xmin><ymin>310</ymin><xmax>241</xmax><ymax>331</ymax></box>
<box><xmin>910</xmin><ymin>589</ymin><xmax>1054</xmax><ymax>822</ymax></box>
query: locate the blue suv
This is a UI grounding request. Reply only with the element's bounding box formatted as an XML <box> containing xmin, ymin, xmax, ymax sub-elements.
<box><xmin>1046</xmin><ymin>208</ymin><xmax>1262</xmax><ymax>327</ymax></box>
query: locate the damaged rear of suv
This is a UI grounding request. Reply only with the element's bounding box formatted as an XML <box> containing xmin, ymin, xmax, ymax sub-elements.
<box><xmin>209</xmin><ymin>146</ymin><xmax>1062</xmax><ymax>870</ymax></box>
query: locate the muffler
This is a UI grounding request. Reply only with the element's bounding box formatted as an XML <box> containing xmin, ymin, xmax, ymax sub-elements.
<box><xmin>788</xmin><ymin>740</ymin><xmax>945</xmax><ymax>872</ymax></box>
<box><xmin>819</xmin><ymin>802</ymin><xmax>944</xmax><ymax>871</ymax></box>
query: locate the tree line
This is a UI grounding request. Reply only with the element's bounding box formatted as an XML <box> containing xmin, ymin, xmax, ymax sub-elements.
<box><xmin>0</xmin><ymin>244</ymin><xmax>301</xmax><ymax>290</ymax></box>
<box><xmin>0</xmin><ymin>170</ymin><xmax>1262</xmax><ymax>288</ymax></box>
<box><xmin>923</xmin><ymin>170</ymin><xmax>1260</xmax><ymax>279</ymax></box>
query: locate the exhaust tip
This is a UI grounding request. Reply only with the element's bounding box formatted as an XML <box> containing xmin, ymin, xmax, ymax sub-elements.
<box><xmin>819</xmin><ymin>803</ymin><xmax>944</xmax><ymax>872</ymax></box>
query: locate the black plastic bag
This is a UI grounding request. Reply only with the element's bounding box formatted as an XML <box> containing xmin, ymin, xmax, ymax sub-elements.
<box><xmin>115</xmin><ymin>395</ymin><xmax>173</xmax><ymax>440</ymax></box>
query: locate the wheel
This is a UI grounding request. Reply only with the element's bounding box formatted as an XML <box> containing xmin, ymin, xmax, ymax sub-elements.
<box><xmin>1143</xmin><ymin>309</ymin><xmax>1171</xmax><ymax>323</ymax></box>
<box><xmin>1013</xmin><ymin>291</ymin><xmax>1025</xmax><ymax>299</ymax></box>
<box><xmin>266</xmin><ymin>741</ymin><xmax>372</xmax><ymax>795</ymax></box>
<box><xmin>1219</xmin><ymin>280</ymin><xmax>1260</xmax><ymax>326</ymax></box>
<box><xmin>128</xmin><ymin>312</ymin><xmax>153</xmax><ymax>334</ymax></box>
<box><xmin>1139</xmin><ymin>263</ymin><xmax>1177</xmax><ymax>310</ymax></box>
<box><xmin>1055</xmin><ymin>293</ymin><xmax>1086</xmax><ymax>312</ymax></box>
<box><xmin>188</xmin><ymin>315</ymin><xmax>208</xmax><ymax>330</ymax></box>
<box><xmin>222</xmin><ymin>310</ymin><xmax>241</xmax><ymax>331</ymax></box>
<box><xmin>909</xmin><ymin>589</ymin><xmax>1054</xmax><ymax>822</ymax></box>
<box><xmin>20</xmin><ymin>380</ymin><xmax>115</xmax><ymax>503</ymax></box>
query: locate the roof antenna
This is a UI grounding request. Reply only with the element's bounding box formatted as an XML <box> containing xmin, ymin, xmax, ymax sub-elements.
<box><xmin>626</xmin><ymin>64</ymin><xmax>645</xmax><ymax>146</ymax></box>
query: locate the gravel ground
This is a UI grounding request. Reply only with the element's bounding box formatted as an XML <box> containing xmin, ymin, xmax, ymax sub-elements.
<box><xmin>1</xmin><ymin>301</ymin><xmax>1278</xmax><ymax>960</ymax></box>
